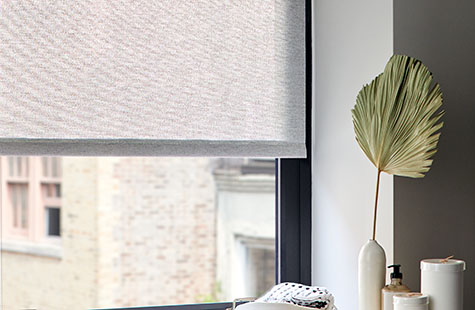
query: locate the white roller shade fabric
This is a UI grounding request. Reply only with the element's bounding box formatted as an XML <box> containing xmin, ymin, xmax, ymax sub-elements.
<box><xmin>0</xmin><ymin>1</ymin><xmax>305</xmax><ymax>157</ymax></box>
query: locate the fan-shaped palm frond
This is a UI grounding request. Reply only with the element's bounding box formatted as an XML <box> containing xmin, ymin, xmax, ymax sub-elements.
<box><xmin>352</xmin><ymin>55</ymin><xmax>444</xmax><ymax>240</ymax></box>
<box><xmin>352</xmin><ymin>55</ymin><xmax>444</xmax><ymax>178</ymax></box>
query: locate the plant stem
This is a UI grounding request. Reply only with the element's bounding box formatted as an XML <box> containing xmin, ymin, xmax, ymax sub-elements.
<box><xmin>372</xmin><ymin>169</ymin><xmax>382</xmax><ymax>241</ymax></box>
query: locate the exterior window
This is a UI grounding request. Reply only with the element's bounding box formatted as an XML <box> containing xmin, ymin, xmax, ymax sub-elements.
<box><xmin>40</xmin><ymin>158</ymin><xmax>62</xmax><ymax>237</ymax></box>
<box><xmin>4</xmin><ymin>157</ymin><xmax>30</xmax><ymax>237</ymax></box>
<box><xmin>1</xmin><ymin>156</ymin><xmax>62</xmax><ymax>242</ymax></box>
<box><xmin>0</xmin><ymin>1</ymin><xmax>311</xmax><ymax>310</ymax></box>
<box><xmin>247</xmin><ymin>246</ymin><xmax>275</xmax><ymax>296</ymax></box>
<box><xmin>1</xmin><ymin>157</ymin><xmax>275</xmax><ymax>310</ymax></box>
<box><xmin>237</xmin><ymin>236</ymin><xmax>275</xmax><ymax>297</ymax></box>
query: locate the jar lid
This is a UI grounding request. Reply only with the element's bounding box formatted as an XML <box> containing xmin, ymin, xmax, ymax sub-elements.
<box><xmin>393</xmin><ymin>293</ymin><xmax>428</xmax><ymax>305</ymax></box>
<box><xmin>420</xmin><ymin>259</ymin><xmax>466</xmax><ymax>272</ymax></box>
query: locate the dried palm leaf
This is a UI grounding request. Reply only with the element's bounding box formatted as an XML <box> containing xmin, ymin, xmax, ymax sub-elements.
<box><xmin>352</xmin><ymin>55</ymin><xmax>444</xmax><ymax>240</ymax></box>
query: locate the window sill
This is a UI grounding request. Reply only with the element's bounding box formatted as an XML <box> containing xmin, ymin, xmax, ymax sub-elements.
<box><xmin>1</xmin><ymin>239</ymin><xmax>62</xmax><ymax>259</ymax></box>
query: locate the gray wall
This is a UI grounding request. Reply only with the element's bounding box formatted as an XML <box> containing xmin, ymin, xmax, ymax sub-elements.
<box><xmin>394</xmin><ymin>1</ymin><xmax>475</xmax><ymax>309</ymax></box>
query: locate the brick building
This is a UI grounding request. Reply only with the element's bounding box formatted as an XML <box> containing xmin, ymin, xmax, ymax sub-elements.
<box><xmin>1</xmin><ymin>157</ymin><xmax>275</xmax><ymax>310</ymax></box>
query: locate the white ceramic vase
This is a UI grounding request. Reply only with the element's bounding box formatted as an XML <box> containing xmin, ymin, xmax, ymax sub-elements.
<box><xmin>358</xmin><ymin>239</ymin><xmax>386</xmax><ymax>310</ymax></box>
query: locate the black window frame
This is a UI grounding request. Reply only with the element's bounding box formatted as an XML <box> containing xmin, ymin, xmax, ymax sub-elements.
<box><xmin>277</xmin><ymin>0</ymin><xmax>312</xmax><ymax>285</ymax></box>
<box><xmin>97</xmin><ymin>0</ymin><xmax>312</xmax><ymax>309</ymax></box>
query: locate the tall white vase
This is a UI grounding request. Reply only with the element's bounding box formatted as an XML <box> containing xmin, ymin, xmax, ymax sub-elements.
<box><xmin>358</xmin><ymin>239</ymin><xmax>386</xmax><ymax>310</ymax></box>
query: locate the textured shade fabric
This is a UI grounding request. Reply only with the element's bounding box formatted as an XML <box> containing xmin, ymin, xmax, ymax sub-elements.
<box><xmin>0</xmin><ymin>1</ymin><xmax>306</xmax><ymax>157</ymax></box>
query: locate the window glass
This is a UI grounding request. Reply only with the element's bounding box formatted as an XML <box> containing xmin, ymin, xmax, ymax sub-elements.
<box><xmin>10</xmin><ymin>184</ymin><xmax>27</xmax><ymax>229</ymax></box>
<box><xmin>16</xmin><ymin>157</ymin><xmax>22</xmax><ymax>176</ymax></box>
<box><xmin>9</xmin><ymin>184</ymin><xmax>28</xmax><ymax>230</ymax></box>
<box><xmin>45</xmin><ymin>207</ymin><xmax>61</xmax><ymax>236</ymax></box>
<box><xmin>1</xmin><ymin>157</ymin><xmax>276</xmax><ymax>310</ymax></box>
<box><xmin>20</xmin><ymin>184</ymin><xmax>28</xmax><ymax>228</ymax></box>
<box><xmin>11</xmin><ymin>185</ymin><xmax>18</xmax><ymax>226</ymax></box>
<box><xmin>8</xmin><ymin>157</ymin><xmax>14</xmax><ymax>177</ymax></box>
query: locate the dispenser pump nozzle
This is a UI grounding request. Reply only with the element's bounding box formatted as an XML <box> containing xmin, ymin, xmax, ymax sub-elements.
<box><xmin>388</xmin><ymin>264</ymin><xmax>403</xmax><ymax>279</ymax></box>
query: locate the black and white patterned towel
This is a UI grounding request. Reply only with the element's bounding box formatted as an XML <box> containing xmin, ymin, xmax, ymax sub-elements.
<box><xmin>256</xmin><ymin>282</ymin><xmax>337</xmax><ymax>310</ymax></box>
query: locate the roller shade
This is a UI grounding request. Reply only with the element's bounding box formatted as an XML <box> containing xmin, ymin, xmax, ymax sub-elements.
<box><xmin>0</xmin><ymin>1</ymin><xmax>306</xmax><ymax>157</ymax></box>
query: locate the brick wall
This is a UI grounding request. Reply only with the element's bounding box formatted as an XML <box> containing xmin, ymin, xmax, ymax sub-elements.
<box><xmin>2</xmin><ymin>157</ymin><xmax>218</xmax><ymax>309</ymax></box>
<box><xmin>2</xmin><ymin>157</ymin><xmax>99</xmax><ymax>310</ymax></box>
<box><xmin>96</xmin><ymin>157</ymin><xmax>217</xmax><ymax>308</ymax></box>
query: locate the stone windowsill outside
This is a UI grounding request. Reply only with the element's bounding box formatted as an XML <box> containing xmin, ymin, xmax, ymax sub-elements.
<box><xmin>1</xmin><ymin>239</ymin><xmax>62</xmax><ymax>259</ymax></box>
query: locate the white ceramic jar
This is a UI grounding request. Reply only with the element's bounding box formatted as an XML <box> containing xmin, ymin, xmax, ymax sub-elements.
<box><xmin>393</xmin><ymin>293</ymin><xmax>428</xmax><ymax>310</ymax></box>
<box><xmin>420</xmin><ymin>258</ymin><xmax>466</xmax><ymax>310</ymax></box>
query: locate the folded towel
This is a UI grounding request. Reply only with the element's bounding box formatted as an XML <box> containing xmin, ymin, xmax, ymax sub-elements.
<box><xmin>256</xmin><ymin>282</ymin><xmax>337</xmax><ymax>310</ymax></box>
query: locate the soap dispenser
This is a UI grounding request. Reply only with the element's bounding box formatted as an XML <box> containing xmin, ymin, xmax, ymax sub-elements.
<box><xmin>381</xmin><ymin>264</ymin><xmax>410</xmax><ymax>310</ymax></box>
